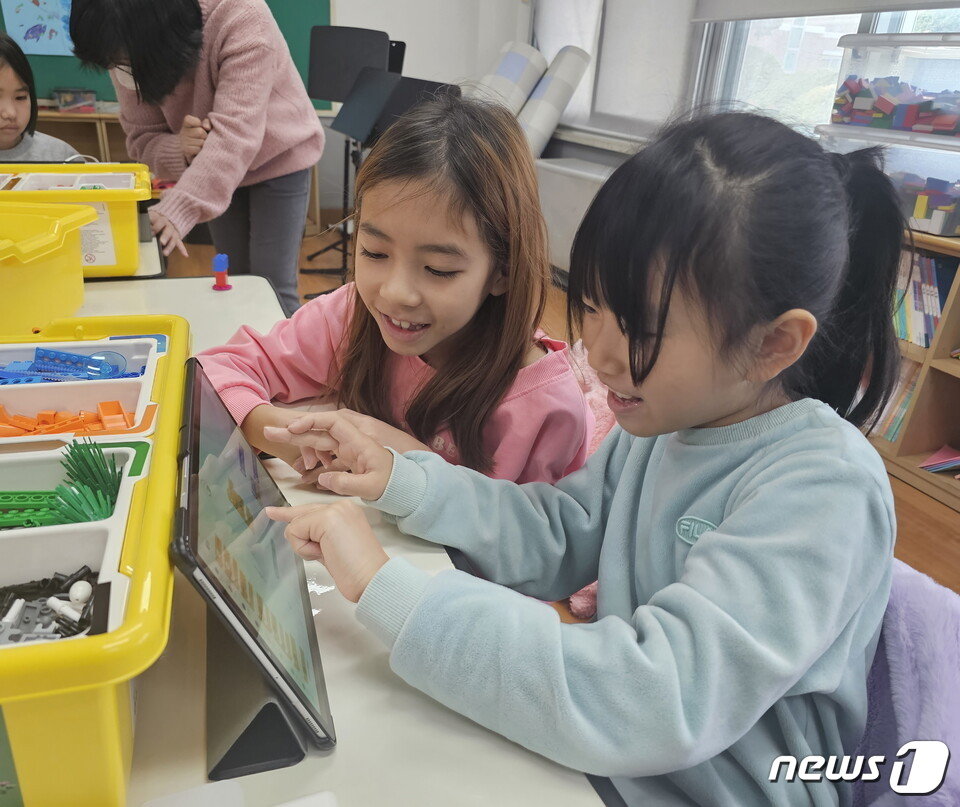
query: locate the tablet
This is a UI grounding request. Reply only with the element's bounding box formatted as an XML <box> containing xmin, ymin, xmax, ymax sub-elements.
<box><xmin>172</xmin><ymin>358</ymin><xmax>335</xmax><ymax>747</ymax></box>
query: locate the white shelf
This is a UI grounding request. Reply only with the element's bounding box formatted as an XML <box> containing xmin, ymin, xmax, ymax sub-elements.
<box><xmin>815</xmin><ymin>124</ymin><xmax>960</xmax><ymax>154</ymax></box>
<box><xmin>838</xmin><ymin>32</ymin><xmax>960</xmax><ymax>49</ymax></box>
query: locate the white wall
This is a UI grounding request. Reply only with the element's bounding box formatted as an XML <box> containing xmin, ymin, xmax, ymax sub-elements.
<box><xmin>313</xmin><ymin>0</ymin><xmax>529</xmax><ymax>208</ymax></box>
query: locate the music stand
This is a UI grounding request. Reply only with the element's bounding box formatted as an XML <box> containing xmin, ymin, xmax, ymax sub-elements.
<box><xmin>303</xmin><ymin>72</ymin><xmax>461</xmax><ymax>296</ymax></box>
<box><xmin>388</xmin><ymin>40</ymin><xmax>406</xmax><ymax>74</ymax></box>
<box><xmin>368</xmin><ymin>76</ymin><xmax>461</xmax><ymax>146</ymax></box>
<box><xmin>300</xmin><ymin>26</ymin><xmax>390</xmax><ymax>276</ymax></box>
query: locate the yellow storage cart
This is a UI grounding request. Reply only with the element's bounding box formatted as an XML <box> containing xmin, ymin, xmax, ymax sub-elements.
<box><xmin>0</xmin><ymin>314</ymin><xmax>189</xmax><ymax>807</ymax></box>
<box><xmin>0</xmin><ymin>164</ymin><xmax>152</xmax><ymax>278</ymax></box>
<box><xmin>0</xmin><ymin>202</ymin><xmax>96</xmax><ymax>335</ymax></box>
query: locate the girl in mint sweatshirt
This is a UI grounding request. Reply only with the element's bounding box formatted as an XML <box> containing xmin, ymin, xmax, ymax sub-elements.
<box><xmin>266</xmin><ymin>112</ymin><xmax>902</xmax><ymax>806</ymax></box>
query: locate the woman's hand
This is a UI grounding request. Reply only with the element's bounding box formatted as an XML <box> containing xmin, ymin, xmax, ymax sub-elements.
<box><xmin>263</xmin><ymin>410</ymin><xmax>397</xmax><ymax>500</ymax></box>
<box><xmin>149</xmin><ymin>208</ymin><xmax>188</xmax><ymax>257</ymax></box>
<box><xmin>265</xmin><ymin>501</ymin><xmax>388</xmax><ymax>603</ymax></box>
<box><xmin>180</xmin><ymin>114</ymin><xmax>211</xmax><ymax>164</ymax></box>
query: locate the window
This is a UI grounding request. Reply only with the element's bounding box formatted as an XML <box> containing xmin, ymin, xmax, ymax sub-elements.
<box><xmin>536</xmin><ymin>3</ymin><xmax>960</xmax><ymax>143</ymax></box>
<box><xmin>877</xmin><ymin>7</ymin><xmax>960</xmax><ymax>32</ymax></box>
<box><xmin>711</xmin><ymin>14</ymin><xmax>862</xmax><ymax>133</ymax></box>
<box><xmin>701</xmin><ymin>7</ymin><xmax>960</xmax><ymax>134</ymax></box>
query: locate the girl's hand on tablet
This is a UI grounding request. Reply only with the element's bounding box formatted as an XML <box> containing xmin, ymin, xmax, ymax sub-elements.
<box><xmin>242</xmin><ymin>405</ymin><xmax>309</xmax><ymax>468</ymax></box>
<box><xmin>265</xmin><ymin>501</ymin><xmax>387</xmax><ymax>602</ymax></box>
<box><xmin>264</xmin><ymin>411</ymin><xmax>408</xmax><ymax>501</ymax></box>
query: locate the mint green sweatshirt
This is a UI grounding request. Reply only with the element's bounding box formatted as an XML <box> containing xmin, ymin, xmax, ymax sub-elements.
<box><xmin>355</xmin><ymin>399</ymin><xmax>895</xmax><ymax>806</ymax></box>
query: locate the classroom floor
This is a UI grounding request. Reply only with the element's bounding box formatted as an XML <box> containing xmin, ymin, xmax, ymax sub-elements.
<box><xmin>167</xmin><ymin>229</ymin><xmax>960</xmax><ymax>600</ymax></box>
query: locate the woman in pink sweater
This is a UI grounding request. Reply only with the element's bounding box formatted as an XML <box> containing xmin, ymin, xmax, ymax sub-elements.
<box><xmin>70</xmin><ymin>0</ymin><xmax>324</xmax><ymax>315</ymax></box>
<box><xmin>197</xmin><ymin>96</ymin><xmax>593</xmax><ymax>485</ymax></box>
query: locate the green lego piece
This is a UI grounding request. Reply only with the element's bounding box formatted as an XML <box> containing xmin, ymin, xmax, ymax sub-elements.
<box><xmin>0</xmin><ymin>491</ymin><xmax>60</xmax><ymax>510</ymax></box>
<box><xmin>0</xmin><ymin>509</ymin><xmax>63</xmax><ymax>530</ymax></box>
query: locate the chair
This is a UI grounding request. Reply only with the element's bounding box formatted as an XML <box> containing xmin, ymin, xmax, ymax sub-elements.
<box><xmin>852</xmin><ymin>560</ymin><xmax>960</xmax><ymax>804</ymax></box>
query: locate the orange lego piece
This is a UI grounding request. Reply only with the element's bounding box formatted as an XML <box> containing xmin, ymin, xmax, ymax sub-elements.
<box><xmin>78</xmin><ymin>411</ymin><xmax>99</xmax><ymax>424</ymax></box>
<box><xmin>102</xmin><ymin>415</ymin><xmax>127</xmax><ymax>430</ymax></box>
<box><xmin>37</xmin><ymin>410</ymin><xmax>57</xmax><ymax>425</ymax></box>
<box><xmin>55</xmin><ymin>411</ymin><xmax>74</xmax><ymax>422</ymax></box>
<box><xmin>0</xmin><ymin>424</ymin><xmax>26</xmax><ymax>437</ymax></box>
<box><xmin>9</xmin><ymin>415</ymin><xmax>37</xmax><ymax>431</ymax></box>
<box><xmin>123</xmin><ymin>411</ymin><xmax>135</xmax><ymax>428</ymax></box>
<box><xmin>97</xmin><ymin>401</ymin><xmax>124</xmax><ymax>421</ymax></box>
<box><xmin>77</xmin><ymin>422</ymin><xmax>104</xmax><ymax>433</ymax></box>
<box><xmin>34</xmin><ymin>416</ymin><xmax>85</xmax><ymax>435</ymax></box>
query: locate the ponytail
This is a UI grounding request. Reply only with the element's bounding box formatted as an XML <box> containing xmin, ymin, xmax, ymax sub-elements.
<box><xmin>795</xmin><ymin>147</ymin><xmax>904</xmax><ymax>430</ymax></box>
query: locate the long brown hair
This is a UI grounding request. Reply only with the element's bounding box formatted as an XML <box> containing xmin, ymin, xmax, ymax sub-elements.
<box><xmin>336</xmin><ymin>95</ymin><xmax>549</xmax><ymax>473</ymax></box>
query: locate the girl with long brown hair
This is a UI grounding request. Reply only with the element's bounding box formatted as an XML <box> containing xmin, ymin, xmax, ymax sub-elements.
<box><xmin>198</xmin><ymin>95</ymin><xmax>592</xmax><ymax>483</ymax></box>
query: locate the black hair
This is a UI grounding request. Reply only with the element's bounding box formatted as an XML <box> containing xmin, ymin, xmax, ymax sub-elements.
<box><xmin>568</xmin><ymin>111</ymin><xmax>903</xmax><ymax>431</ymax></box>
<box><xmin>0</xmin><ymin>32</ymin><xmax>38</xmax><ymax>135</ymax></box>
<box><xmin>70</xmin><ymin>0</ymin><xmax>203</xmax><ymax>105</ymax></box>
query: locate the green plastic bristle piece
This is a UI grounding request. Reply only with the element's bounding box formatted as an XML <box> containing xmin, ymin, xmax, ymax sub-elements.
<box><xmin>60</xmin><ymin>438</ymin><xmax>122</xmax><ymax>506</ymax></box>
<box><xmin>51</xmin><ymin>483</ymin><xmax>113</xmax><ymax>523</ymax></box>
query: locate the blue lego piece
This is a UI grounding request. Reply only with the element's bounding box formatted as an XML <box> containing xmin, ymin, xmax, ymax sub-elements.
<box><xmin>2</xmin><ymin>361</ymin><xmax>35</xmax><ymax>374</ymax></box>
<box><xmin>0</xmin><ymin>376</ymin><xmax>50</xmax><ymax>385</ymax></box>
<box><xmin>109</xmin><ymin>333</ymin><xmax>168</xmax><ymax>354</ymax></box>
<box><xmin>24</xmin><ymin>348</ymin><xmax>128</xmax><ymax>380</ymax></box>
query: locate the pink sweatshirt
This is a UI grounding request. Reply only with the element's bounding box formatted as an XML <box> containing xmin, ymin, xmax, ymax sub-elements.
<box><xmin>196</xmin><ymin>284</ymin><xmax>595</xmax><ymax>484</ymax></box>
<box><xmin>112</xmin><ymin>0</ymin><xmax>325</xmax><ymax>238</ymax></box>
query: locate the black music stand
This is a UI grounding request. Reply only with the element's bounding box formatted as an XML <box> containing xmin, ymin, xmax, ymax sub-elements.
<box><xmin>300</xmin><ymin>26</ymin><xmax>390</xmax><ymax>277</ymax></box>
<box><xmin>389</xmin><ymin>40</ymin><xmax>406</xmax><ymax>74</ymax></box>
<box><xmin>303</xmin><ymin>72</ymin><xmax>461</xmax><ymax>297</ymax></box>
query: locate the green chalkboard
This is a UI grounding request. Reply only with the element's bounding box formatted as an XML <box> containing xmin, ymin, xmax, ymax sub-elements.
<box><xmin>0</xmin><ymin>0</ymin><xmax>330</xmax><ymax>107</ymax></box>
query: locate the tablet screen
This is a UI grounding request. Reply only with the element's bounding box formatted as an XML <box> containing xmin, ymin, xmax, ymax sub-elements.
<box><xmin>191</xmin><ymin>367</ymin><xmax>332</xmax><ymax>732</ymax></box>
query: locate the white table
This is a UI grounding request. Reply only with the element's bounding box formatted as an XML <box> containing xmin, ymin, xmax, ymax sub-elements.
<box><xmin>78</xmin><ymin>277</ymin><xmax>603</xmax><ymax>807</ymax></box>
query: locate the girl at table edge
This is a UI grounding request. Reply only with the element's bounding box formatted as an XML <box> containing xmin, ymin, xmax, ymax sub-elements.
<box><xmin>268</xmin><ymin>112</ymin><xmax>901</xmax><ymax>806</ymax></box>
<box><xmin>69</xmin><ymin>0</ymin><xmax>324</xmax><ymax>316</ymax></box>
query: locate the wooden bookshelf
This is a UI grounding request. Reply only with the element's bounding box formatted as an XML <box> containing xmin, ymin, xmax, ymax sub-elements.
<box><xmin>910</xmin><ymin>232</ymin><xmax>960</xmax><ymax>260</ymax></box>
<box><xmin>875</xmin><ymin>238</ymin><xmax>960</xmax><ymax>512</ymax></box>
<box><xmin>898</xmin><ymin>339</ymin><xmax>927</xmax><ymax>363</ymax></box>
<box><xmin>35</xmin><ymin>109</ymin><xmax>130</xmax><ymax>162</ymax></box>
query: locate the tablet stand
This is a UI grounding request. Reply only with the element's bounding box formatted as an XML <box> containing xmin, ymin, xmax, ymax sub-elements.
<box><xmin>205</xmin><ymin>610</ymin><xmax>312</xmax><ymax>780</ymax></box>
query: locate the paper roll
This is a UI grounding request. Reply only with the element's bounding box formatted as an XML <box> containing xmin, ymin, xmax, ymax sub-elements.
<box><xmin>465</xmin><ymin>42</ymin><xmax>548</xmax><ymax>115</ymax></box>
<box><xmin>518</xmin><ymin>46</ymin><xmax>591</xmax><ymax>156</ymax></box>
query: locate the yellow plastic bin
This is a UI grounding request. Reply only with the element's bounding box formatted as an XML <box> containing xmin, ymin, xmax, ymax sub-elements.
<box><xmin>0</xmin><ymin>203</ymin><xmax>97</xmax><ymax>335</ymax></box>
<box><xmin>0</xmin><ymin>315</ymin><xmax>189</xmax><ymax>806</ymax></box>
<box><xmin>0</xmin><ymin>164</ymin><xmax>152</xmax><ymax>278</ymax></box>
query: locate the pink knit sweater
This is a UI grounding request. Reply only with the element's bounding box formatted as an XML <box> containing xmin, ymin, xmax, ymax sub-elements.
<box><xmin>112</xmin><ymin>0</ymin><xmax>325</xmax><ymax>237</ymax></box>
<box><xmin>196</xmin><ymin>283</ymin><xmax>595</xmax><ymax>485</ymax></box>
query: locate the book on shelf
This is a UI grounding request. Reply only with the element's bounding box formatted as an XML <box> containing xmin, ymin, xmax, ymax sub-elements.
<box><xmin>919</xmin><ymin>444</ymin><xmax>960</xmax><ymax>476</ymax></box>
<box><xmin>894</xmin><ymin>251</ymin><xmax>958</xmax><ymax>348</ymax></box>
<box><xmin>875</xmin><ymin>358</ymin><xmax>921</xmax><ymax>442</ymax></box>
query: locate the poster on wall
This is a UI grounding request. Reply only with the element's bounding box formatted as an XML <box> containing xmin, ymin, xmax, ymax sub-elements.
<box><xmin>0</xmin><ymin>0</ymin><xmax>73</xmax><ymax>57</ymax></box>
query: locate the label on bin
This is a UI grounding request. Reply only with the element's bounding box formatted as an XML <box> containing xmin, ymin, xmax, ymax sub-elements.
<box><xmin>80</xmin><ymin>202</ymin><xmax>117</xmax><ymax>267</ymax></box>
